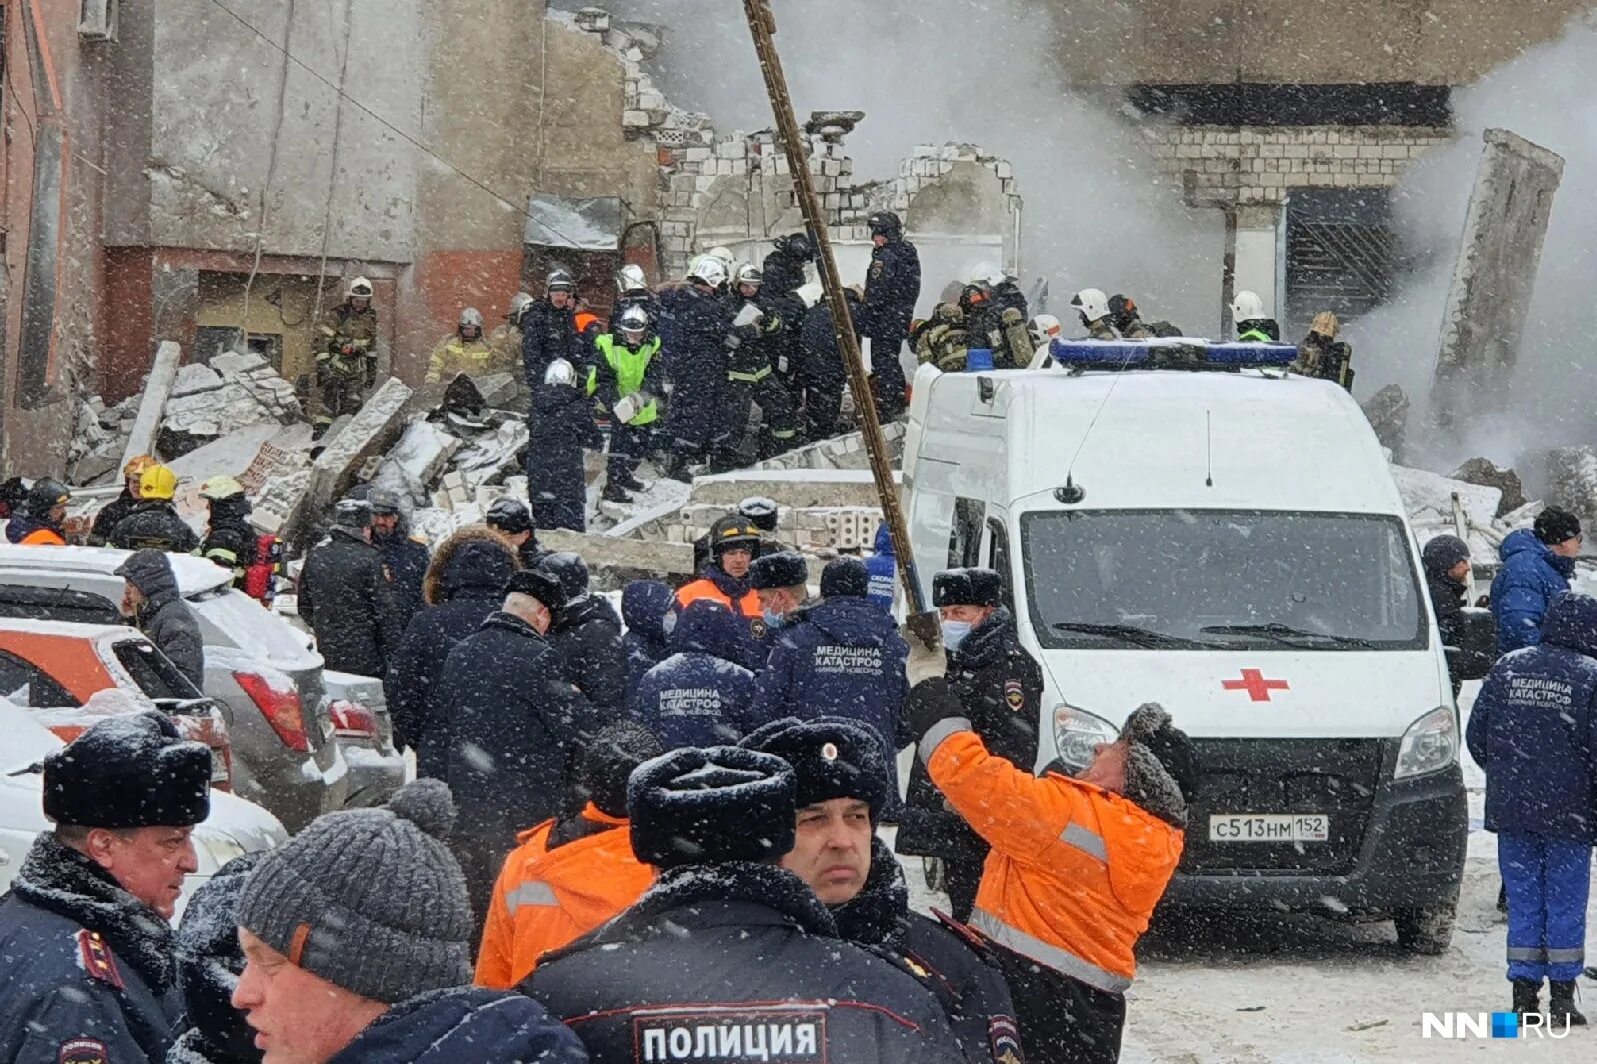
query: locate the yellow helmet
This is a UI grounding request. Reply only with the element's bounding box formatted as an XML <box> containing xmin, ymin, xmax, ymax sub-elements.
<box><xmin>199</xmin><ymin>475</ymin><xmax>245</xmax><ymax>501</ymax></box>
<box><xmin>1310</xmin><ymin>311</ymin><xmax>1341</xmax><ymax>339</ymax></box>
<box><xmin>139</xmin><ymin>464</ymin><xmax>179</xmax><ymax>502</ymax></box>
<box><xmin>123</xmin><ymin>455</ymin><xmax>157</xmax><ymax>480</ymax></box>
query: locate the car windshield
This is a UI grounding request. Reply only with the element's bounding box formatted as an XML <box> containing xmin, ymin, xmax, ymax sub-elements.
<box><xmin>1022</xmin><ymin>509</ymin><xmax>1426</xmax><ymax>651</ymax></box>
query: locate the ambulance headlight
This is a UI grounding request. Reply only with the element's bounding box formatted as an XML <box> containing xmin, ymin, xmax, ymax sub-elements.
<box><xmin>1052</xmin><ymin>703</ymin><xmax>1119</xmax><ymax>772</ymax></box>
<box><xmin>1394</xmin><ymin>706</ymin><xmax>1459</xmax><ymax>780</ymax></box>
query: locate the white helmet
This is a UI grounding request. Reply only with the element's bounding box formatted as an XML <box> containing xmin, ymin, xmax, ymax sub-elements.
<box><xmin>508</xmin><ymin>292</ymin><xmax>534</xmax><ymax>323</ymax></box>
<box><xmin>618</xmin><ymin>305</ymin><xmax>651</xmax><ymax>335</ymax></box>
<box><xmin>689</xmin><ymin>255</ymin><xmax>729</xmax><ymax>288</ymax></box>
<box><xmin>973</xmin><ymin>263</ymin><xmax>1007</xmax><ymax>288</ymax></box>
<box><xmin>616</xmin><ymin>264</ymin><xmax>648</xmax><ymax>294</ymax></box>
<box><xmin>1071</xmin><ymin>288</ymin><xmax>1110</xmax><ymax>322</ymax></box>
<box><xmin>733</xmin><ymin>263</ymin><xmax>763</xmax><ymax>289</ymax></box>
<box><xmin>347</xmin><ymin>276</ymin><xmax>373</xmax><ymax>299</ymax></box>
<box><xmin>1027</xmin><ymin>314</ymin><xmax>1062</xmax><ymax>347</ymax></box>
<box><xmin>459</xmin><ymin>307</ymin><xmax>484</xmax><ymax>331</ymax></box>
<box><xmin>1230</xmin><ymin>290</ymin><xmax>1266</xmax><ymax>322</ymax></box>
<box><xmin>544</xmin><ymin>358</ymin><xmax>576</xmax><ymax>387</ymax></box>
<box><xmin>707</xmin><ymin>246</ymin><xmax>735</xmax><ymax>268</ymax></box>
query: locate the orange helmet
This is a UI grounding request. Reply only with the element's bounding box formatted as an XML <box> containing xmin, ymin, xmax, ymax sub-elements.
<box><xmin>123</xmin><ymin>455</ymin><xmax>157</xmax><ymax>480</ymax></box>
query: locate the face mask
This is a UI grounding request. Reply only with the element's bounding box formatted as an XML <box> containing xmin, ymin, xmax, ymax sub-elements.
<box><xmin>661</xmin><ymin>609</ymin><xmax>678</xmax><ymax>637</ymax></box>
<box><xmin>941</xmin><ymin>620</ymin><xmax>973</xmax><ymax>651</ymax></box>
<box><xmin>763</xmin><ymin>608</ymin><xmax>787</xmax><ymax>631</ymax></box>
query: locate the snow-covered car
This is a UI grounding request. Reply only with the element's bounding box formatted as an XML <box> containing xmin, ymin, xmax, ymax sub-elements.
<box><xmin>0</xmin><ymin>546</ymin><xmax>404</xmax><ymax>830</ymax></box>
<box><xmin>0</xmin><ymin>695</ymin><xmax>286</xmax><ymax>910</ymax></box>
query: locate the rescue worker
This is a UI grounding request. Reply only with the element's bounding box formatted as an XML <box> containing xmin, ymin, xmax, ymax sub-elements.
<box><xmin>426</xmin><ymin>307</ymin><xmax>508</xmax><ymax>385</ymax></box>
<box><xmin>691</xmin><ymin>494</ymin><xmax>782</xmax><ymax>576</ymax></box>
<box><xmin>117</xmin><ymin>548</ymin><xmax>206</xmax><ymax>689</ymax></box>
<box><xmin>197</xmin><ymin>475</ymin><xmax>255</xmax><ymax>587</ymax></box>
<box><xmin>1108</xmin><ymin>294</ymin><xmax>1156</xmax><ymax>340</ymax></box>
<box><xmin>657</xmin><ymin>256</ymin><xmax>735</xmax><ymax>479</ymax></box>
<box><xmin>896</xmin><ymin>568</ymin><xmax>1042</xmax><ymax>922</ymax></box>
<box><xmin>1492</xmin><ymin>507</ymin><xmax>1581</xmax><ymax>653</ymax></box>
<box><xmin>677</xmin><ymin>514</ymin><xmax>763</xmax><ymax>624</ymax></box>
<box><xmin>592</xmin><ymin>305</ymin><xmax>664</xmax><ymax>503</ymax></box>
<box><xmin>763</xmin><ymin>231</ymin><xmax>816</xmax><ymax>297</ymax></box>
<box><xmin>914</xmin><ymin>301</ymin><xmax>972</xmax><ymax>373</ymax></box>
<box><xmin>865</xmin><ymin>520</ymin><xmax>898</xmax><ymax>615</ymax></box>
<box><xmin>108</xmin><ymin>463</ymin><xmax>199</xmax><ymax>553</ymax></box>
<box><xmin>527</xmin><ymin>358</ymin><xmax>601</xmax><ymax>532</ymax></box>
<box><xmin>432</xmin><ymin>568</ymin><xmax>603</xmax><ymax>927</ymax></box>
<box><xmin>859</xmin><ymin>211</ymin><xmax>921</xmax><ymax>419</ymax></box>
<box><xmin>749</xmin><ymin>549</ymin><xmax>811</xmax><ymax>629</ymax></box>
<box><xmin>169</xmin><ymin>851</ymin><xmax>261</xmax><ymax>1064</ymax></box>
<box><xmin>89</xmin><ymin>454</ymin><xmax>155</xmax><ymax>545</ymax></box>
<box><xmin>755</xmin><ymin>555</ymin><xmax>909</xmax><ymax>808</ymax></box>
<box><xmin>1071</xmin><ymin>288</ymin><xmax>1119</xmax><ymax>341</ymax></box>
<box><xmin>971</xmin><ymin>267</ymin><xmax>1033</xmax><ymax>368</ymax></box>
<box><xmin>1423</xmin><ymin>534</ymin><xmax>1490</xmax><ymax>694</ymax></box>
<box><xmin>487</xmin><ymin>291</ymin><xmax>535</xmax><ymax>397</ymax></box>
<box><xmin>369</xmin><ymin>488</ymin><xmax>431</xmax><ymax>637</ymax></box>
<box><xmin>631</xmin><ymin>598</ymin><xmax>760</xmax><ymax>748</ymax></box>
<box><xmin>523</xmin><ymin>745</ymin><xmax>967</xmax><ymax>1064</ymax></box>
<box><xmin>799</xmin><ymin>283</ymin><xmax>858</xmax><ymax>441</ymax></box>
<box><xmin>720</xmin><ymin>263</ymin><xmax>799</xmax><ymax>467</ymax></box>
<box><xmin>1026</xmin><ymin>314</ymin><xmax>1062</xmax><ymax>354</ymax></box>
<box><xmin>1294</xmin><ymin>310</ymin><xmax>1354</xmax><ymax>389</ymax></box>
<box><xmin>486</xmin><ymin>496</ymin><xmax>545</xmax><ymax>569</ymax></box>
<box><xmin>621</xmin><ymin>580</ymin><xmax>678</xmax><ymax>699</ymax></box>
<box><xmin>908</xmin><ymin>641</ymin><xmax>1196</xmax><ymax>1064</ymax></box>
<box><xmin>313</xmin><ymin>275</ymin><xmax>379</xmax><ymax>439</ymax></box>
<box><xmin>9</xmin><ymin>478</ymin><xmax>72</xmax><ymax>545</ymax></box>
<box><xmin>476</xmin><ymin>722</ymin><xmax>663</xmax><ymax>990</ymax></box>
<box><xmin>610</xmin><ymin>264</ymin><xmax>659</xmax><ymax>332</ymax></box>
<box><xmin>537</xmin><ymin>552</ymin><xmax>627</xmax><ymax>719</ymax></box>
<box><xmin>745</xmin><ymin>717</ymin><xmax>1024</xmax><ymax>1064</ymax></box>
<box><xmin>298</xmin><ymin>497</ymin><xmax>403</xmax><ymax>678</ymax></box>
<box><xmin>521</xmin><ymin>269</ymin><xmax>586</xmax><ymax>387</ymax></box>
<box><xmin>0</xmin><ymin>712</ymin><xmax>211</xmax><ymax>1063</ymax></box>
<box><xmin>760</xmin><ymin>236</ymin><xmax>814</xmax><ymax>392</ymax></box>
<box><xmin>986</xmin><ymin>267</ymin><xmax>1030</xmax><ymax>320</ymax></box>
<box><xmin>1231</xmin><ymin>290</ymin><xmax>1281</xmax><ymax>342</ymax></box>
<box><xmin>1467</xmin><ymin>590</ymin><xmax>1597</xmax><ymax>1026</ymax></box>
<box><xmin>386</xmin><ymin>526</ymin><xmax>519</xmax><ymax>774</ymax></box>
<box><xmin>232</xmin><ymin>780</ymin><xmax>587</xmax><ymax>1064</ymax></box>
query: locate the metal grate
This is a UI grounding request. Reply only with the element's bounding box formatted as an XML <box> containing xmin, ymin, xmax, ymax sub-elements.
<box><xmin>1285</xmin><ymin>189</ymin><xmax>1395</xmax><ymax>339</ymax></box>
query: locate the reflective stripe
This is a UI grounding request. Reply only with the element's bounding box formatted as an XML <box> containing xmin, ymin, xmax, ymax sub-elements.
<box><xmin>1060</xmin><ymin>822</ymin><xmax>1108</xmax><ymax>863</ymax></box>
<box><xmin>971</xmin><ymin>910</ymin><xmax>1132</xmax><ymax>994</ymax></box>
<box><xmin>728</xmin><ymin>367</ymin><xmax>772</xmax><ymax>383</ymax></box>
<box><xmin>769</xmin><ymin>428</ymin><xmax>797</xmax><ymax>439</ymax></box>
<box><xmin>1506</xmin><ymin>946</ymin><xmax>1546</xmax><ymax>962</ymax></box>
<box><xmin>918</xmin><ymin>717</ymin><xmax>972</xmax><ymax>764</ymax></box>
<box><xmin>1546</xmin><ymin>948</ymin><xmax>1585</xmax><ymax>963</ymax></box>
<box><xmin>505</xmin><ymin>881</ymin><xmax>557</xmax><ymax>916</ymax></box>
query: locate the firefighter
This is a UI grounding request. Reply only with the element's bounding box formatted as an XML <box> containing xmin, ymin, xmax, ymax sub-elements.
<box><xmin>719</xmin><ymin>263</ymin><xmax>799</xmax><ymax>468</ymax></box>
<box><xmin>610</xmin><ymin>265</ymin><xmax>659</xmax><ymax>331</ymax></box>
<box><xmin>1232</xmin><ymin>290</ymin><xmax>1281</xmax><ymax>342</ymax></box>
<box><xmin>1108</xmin><ymin>295</ymin><xmax>1156</xmax><ymax>340</ymax></box>
<box><xmin>914</xmin><ymin>302</ymin><xmax>971</xmax><ymax>373</ymax></box>
<box><xmin>427</xmin><ymin>307</ymin><xmax>510</xmax><ymax>385</ymax></box>
<box><xmin>1294</xmin><ymin>310</ymin><xmax>1354</xmax><ymax>390</ymax></box>
<box><xmin>197</xmin><ymin>476</ymin><xmax>255</xmax><ymax>586</ymax></box>
<box><xmin>314</xmin><ymin>276</ymin><xmax>379</xmax><ymax>439</ymax></box>
<box><xmin>110</xmin><ymin>464</ymin><xmax>199</xmax><ymax>554</ymax></box>
<box><xmin>593</xmin><ymin>305</ymin><xmax>664</xmax><ymax>504</ymax></box>
<box><xmin>657</xmin><ymin>257</ymin><xmax>735</xmax><ymax>479</ymax></box>
<box><xmin>1071</xmin><ymin>288</ymin><xmax>1118</xmax><ymax>341</ymax></box>
<box><xmin>89</xmin><ymin>455</ymin><xmax>155</xmax><ymax>546</ymax></box>
<box><xmin>522</xmin><ymin>270</ymin><xmax>586</xmax><ymax>387</ymax></box>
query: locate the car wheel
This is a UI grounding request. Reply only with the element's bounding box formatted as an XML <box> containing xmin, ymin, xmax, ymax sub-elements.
<box><xmin>1394</xmin><ymin>901</ymin><xmax>1457</xmax><ymax>955</ymax></box>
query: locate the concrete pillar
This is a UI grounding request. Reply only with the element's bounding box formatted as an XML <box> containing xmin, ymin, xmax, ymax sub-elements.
<box><xmin>1232</xmin><ymin>204</ymin><xmax>1284</xmax><ymax>317</ymax></box>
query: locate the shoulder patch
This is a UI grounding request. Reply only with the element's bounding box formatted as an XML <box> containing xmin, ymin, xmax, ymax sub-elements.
<box><xmin>870</xmin><ymin>260</ymin><xmax>885</xmax><ymax>279</ymax></box>
<box><xmin>931</xmin><ymin>908</ymin><xmax>988</xmax><ymax>952</ymax></box>
<box><xmin>75</xmin><ymin>931</ymin><xmax>124</xmax><ymax>990</ymax></box>
<box><xmin>749</xmin><ymin>617</ymin><xmax>769</xmax><ymax>641</ymax></box>
<box><xmin>1004</xmin><ymin>679</ymin><xmax>1025</xmax><ymax>711</ymax></box>
<box><xmin>58</xmin><ymin>1038</ymin><xmax>109</xmax><ymax>1064</ymax></box>
<box><xmin>990</xmin><ymin>1017</ymin><xmax>1024</xmax><ymax>1064</ymax></box>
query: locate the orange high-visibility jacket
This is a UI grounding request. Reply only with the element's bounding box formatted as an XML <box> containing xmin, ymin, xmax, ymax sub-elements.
<box><xmin>675</xmin><ymin>578</ymin><xmax>761</xmax><ymax>620</ymax></box>
<box><xmin>475</xmin><ymin>806</ymin><xmax>655</xmax><ymax>990</ymax></box>
<box><xmin>20</xmin><ymin>528</ymin><xmax>65</xmax><ymax>546</ymax></box>
<box><xmin>922</xmin><ymin>721</ymin><xmax>1184</xmax><ymax>994</ymax></box>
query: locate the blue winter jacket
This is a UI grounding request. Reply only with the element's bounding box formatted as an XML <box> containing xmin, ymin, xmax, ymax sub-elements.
<box><xmin>622</xmin><ymin>580</ymin><xmax>678</xmax><ymax>699</ymax></box>
<box><xmin>328</xmin><ymin>985</ymin><xmax>586</xmax><ymax>1063</ymax></box>
<box><xmin>630</xmin><ymin>599</ymin><xmax>758</xmax><ymax>748</ymax></box>
<box><xmin>1467</xmin><ymin>590</ymin><xmax>1597</xmax><ymax>844</ymax></box>
<box><xmin>754</xmin><ymin>596</ymin><xmax>910</xmax><ymax>799</ymax></box>
<box><xmin>1491</xmin><ymin>529</ymin><xmax>1575</xmax><ymax>653</ymax></box>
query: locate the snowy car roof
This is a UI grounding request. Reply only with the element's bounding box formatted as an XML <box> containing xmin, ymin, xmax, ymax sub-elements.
<box><xmin>0</xmin><ymin>545</ymin><xmax>230</xmax><ymax>597</ymax></box>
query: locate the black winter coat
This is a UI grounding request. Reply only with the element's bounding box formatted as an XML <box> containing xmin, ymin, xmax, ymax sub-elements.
<box><xmin>762</xmin><ymin>247</ymin><xmax>808</xmax><ymax>297</ymax></box>
<box><xmin>521</xmin><ymin>300</ymin><xmax>586</xmax><ymax>386</ymax></box>
<box><xmin>621</xmin><ymin>580</ymin><xmax>677</xmax><ymax>699</ymax></box>
<box><xmin>120</xmin><ymin>549</ymin><xmax>206</xmax><ymax>690</ymax></box>
<box><xmin>861</xmin><ymin>238</ymin><xmax>922</xmax><ymax>343</ymax></box>
<box><xmin>526</xmin><ymin>862</ymin><xmax>965</xmax><ymax>1064</ymax></box>
<box><xmin>896</xmin><ymin>608</ymin><xmax>1042</xmax><ymax>859</ymax></box>
<box><xmin>0</xmin><ymin>835</ymin><xmax>183</xmax><ymax>1064</ymax></box>
<box><xmin>323</xmin><ymin>986</ymin><xmax>586</xmax><ymax>1064</ymax></box>
<box><xmin>110</xmin><ymin>501</ymin><xmax>200</xmax><ymax>554</ymax></box>
<box><xmin>89</xmin><ymin>489</ymin><xmax>140</xmax><ymax>546</ymax></box>
<box><xmin>548</xmin><ymin>593</ymin><xmax>627</xmax><ymax>719</ymax></box>
<box><xmin>199</xmin><ymin>496</ymin><xmax>256</xmax><ymax>585</ymax></box>
<box><xmin>434</xmin><ymin>611</ymin><xmax>604</xmax><ymax>923</ymax></box>
<box><xmin>373</xmin><ymin>522</ymin><xmax>431</xmax><ymax>637</ymax></box>
<box><xmin>630</xmin><ymin>599</ymin><xmax>758</xmax><ymax>748</ymax></box>
<box><xmin>299</xmin><ymin>529</ymin><xmax>403</xmax><ymax>678</ymax></box>
<box><xmin>657</xmin><ymin>284</ymin><xmax>735</xmax><ymax>449</ymax></box>
<box><xmin>800</xmin><ymin>299</ymin><xmax>857</xmax><ymax>393</ymax></box>
<box><xmin>527</xmin><ymin>382</ymin><xmax>599</xmax><ymax>532</ymax></box>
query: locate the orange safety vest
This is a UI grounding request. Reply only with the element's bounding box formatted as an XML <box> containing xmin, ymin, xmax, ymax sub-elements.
<box><xmin>20</xmin><ymin>528</ymin><xmax>66</xmax><ymax>546</ymax></box>
<box><xmin>676</xmin><ymin>578</ymin><xmax>761</xmax><ymax>620</ymax></box>
<box><xmin>923</xmin><ymin>724</ymin><xmax>1184</xmax><ymax>993</ymax></box>
<box><xmin>475</xmin><ymin>805</ymin><xmax>655</xmax><ymax>990</ymax></box>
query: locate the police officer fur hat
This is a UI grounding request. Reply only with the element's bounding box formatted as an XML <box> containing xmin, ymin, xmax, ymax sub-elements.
<box><xmin>932</xmin><ymin>568</ymin><xmax>1003</xmax><ymax>608</ymax></box>
<box><xmin>820</xmin><ymin>557</ymin><xmax>870</xmax><ymax>599</ymax></box>
<box><xmin>43</xmin><ymin>711</ymin><xmax>212</xmax><ymax>829</ymax></box>
<box><xmin>749</xmin><ymin>551</ymin><xmax>808</xmax><ymax>591</ymax></box>
<box><xmin>1120</xmin><ymin>703</ymin><xmax>1199</xmax><ymax>830</ymax></box>
<box><xmin>505</xmin><ymin>568</ymin><xmax>568</xmax><ymax>612</ymax></box>
<box><xmin>1534</xmin><ymin>507</ymin><xmax>1582</xmax><ymax>547</ymax></box>
<box><xmin>580</xmin><ymin>721</ymin><xmax>665</xmax><ymax>820</ymax></box>
<box><xmin>628</xmin><ymin>746</ymin><xmax>797</xmax><ymax>870</ymax></box>
<box><xmin>741</xmin><ymin>717</ymin><xmax>892</xmax><ymax>820</ymax></box>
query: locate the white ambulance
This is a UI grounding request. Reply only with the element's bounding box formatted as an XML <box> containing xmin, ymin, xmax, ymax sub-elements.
<box><xmin>902</xmin><ymin>341</ymin><xmax>1468</xmax><ymax>953</ymax></box>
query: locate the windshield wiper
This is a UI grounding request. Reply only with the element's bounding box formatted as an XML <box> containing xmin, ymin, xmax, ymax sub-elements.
<box><xmin>1200</xmin><ymin>623</ymin><xmax>1376</xmax><ymax>649</ymax></box>
<box><xmin>1052</xmin><ymin>622</ymin><xmax>1210</xmax><ymax>649</ymax></box>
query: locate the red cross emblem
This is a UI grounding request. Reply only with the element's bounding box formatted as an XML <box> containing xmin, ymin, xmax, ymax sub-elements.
<box><xmin>1222</xmin><ymin>668</ymin><xmax>1290</xmax><ymax>702</ymax></box>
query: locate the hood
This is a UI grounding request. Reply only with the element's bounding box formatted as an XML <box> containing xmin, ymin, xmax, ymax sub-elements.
<box><xmin>671</xmin><ymin>598</ymin><xmax>752</xmax><ymax>664</ymax></box>
<box><xmin>1501</xmin><ymin>527</ymin><xmax>1576</xmax><ymax>579</ymax></box>
<box><xmin>424</xmin><ymin>527</ymin><xmax>518</xmax><ymax>605</ymax></box>
<box><xmin>804</xmin><ymin>595</ymin><xmax>899</xmax><ymax>645</ymax></box>
<box><xmin>115</xmin><ymin>548</ymin><xmax>180</xmax><ymax>600</ymax></box>
<box><xmin>1540</xmin><ymin>590</ymin><xmax>1597</xmax><ymax>659</ymax></box>
<box><xmin>558</xmin><ymin>592</ymin><xmax>621</xmax><ymax>633</ymax></box>
<box><xmin>622</xmin><ymin>580</ymin><xmax>677</xmax><ymax>643</ymax></box>
<box><xmin>331</xmin><ymin>986</ymin><xmax>583</xmax><ymax>1064</ymax></box>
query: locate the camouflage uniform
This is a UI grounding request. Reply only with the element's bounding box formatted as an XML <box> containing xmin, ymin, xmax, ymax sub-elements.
<box><xmin>914</xmin><ymin>303</ymin><xmax>970</xmax><ymax>373</ymax></box>
<box><xmin>315</xmin><ymin>301</ymin><xmax>379</xmax><ymax>432</ymax></box>
<box><xmin>426</xmin><ymin>333</ymin><xmax>514</xmax><ymax>385</ymax></box>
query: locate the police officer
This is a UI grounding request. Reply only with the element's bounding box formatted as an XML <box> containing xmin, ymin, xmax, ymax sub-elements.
<box><xmin>657</xmin><ymin>256</ymin><xmax>735</xmax><ymax>480</ymax></box>
<box><xmin>896</xmin><ymin>568</ymin><xmax>1042</xmax><ymax>922</ymax></box>
<box><xmin>860</xmin><ymin>211</ymin><xmax>921</xmax><ymax>419</ymax></box>
<box><xmin>1070</xmin><ymin>288</ymin><xmax>1118</xmax><ymax>341</ymax></box>
<box><xmin>522</xmin><ymin>270</ymin><xmax>587</xmax><ymax>388</ymax></box>
<box><xmin>486</xmin><ymin>496</ymin><xmax>546</xmax><ymax>569</ymax></box>
<box><xmin>719</xmin><ymin>263</ymin><xmax>799</xmax><ymax>467</ymax></box>
<box><xmin>524</xmin><ymin>745</ymin><xmax>966</xmax><ymax>1064</ymax></box>
<box><xmin>593</xmin><ymin>305</ymin><xmax>665</xmax><ymax>503</ymax></box>
<box><xmin>746</xmin><ymin>717</ymin><xmax>1024</xmax><ymax>1064</ymax></box>
<box><xmin>314</xmin><ymin>276</ymin><xmax>380</xmax><ymax>439</ymax></box>
<box><xmin>298</xmin><ymin>497</ymin><xmax>403</xmax><ymax>677</ymax></box>
<box><xmin>89</xmin><ymin>455</ymin><xmax>155</xmax><ymax>546</ymax></box>
<box><xmin>110</xmin><ymin>463</ymin><xmax>200</xmax><ymax>553</ymax></box>
<box><xmin>0</xmin><ymin>712</ymin><xmax>211</xmax><ymax>1063</ymax></box>
<box><xmin>426</xmin><ymin>307</ymin><xmax>508</xmax><ymax>385</ymax></box>
<box><xmin>197</xmin><ymin>475</ymin><xmax>256</xmax><ymax>587</ymax></box>
<box><xmin>369</xmin><ymin>488</ymin><xmax>431</xmax><ymax>637</ymax></box>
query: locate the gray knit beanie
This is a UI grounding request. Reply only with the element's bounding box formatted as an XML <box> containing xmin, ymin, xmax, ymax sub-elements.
<box><xmin>234</xmin><ymin>779</ymin><xmax>472</xmax><ymax>1004</ymax></box>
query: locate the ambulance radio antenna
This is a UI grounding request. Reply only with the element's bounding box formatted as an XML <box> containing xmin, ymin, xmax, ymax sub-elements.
<box><xmin>1059</xmin><ymin>343</ymin><xmax>1142</xmax><ymax>500</ymax></box>
<box><xmin>1205</xmin><ymin>409</ymin><xmax>1214</xmax><ymax>488</ymax></box>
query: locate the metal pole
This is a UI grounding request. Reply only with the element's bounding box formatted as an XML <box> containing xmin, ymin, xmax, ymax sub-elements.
<box><xmin>740</xmin><ymin>0</ymin><xmax>928</xmax><ymax>615</ymax></box>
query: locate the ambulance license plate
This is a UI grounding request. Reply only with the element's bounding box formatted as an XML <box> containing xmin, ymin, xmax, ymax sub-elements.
<box><xmin>1208</xmin><ymin>814</ymin><xmax>1329</xmax><ymax>843</ymax></box>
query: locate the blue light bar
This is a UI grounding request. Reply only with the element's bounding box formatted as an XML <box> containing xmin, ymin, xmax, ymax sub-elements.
<box><xmin>1047</xmin><ymin>338</ymin><xmax>1299</xmax><ymax>367</ymax></box>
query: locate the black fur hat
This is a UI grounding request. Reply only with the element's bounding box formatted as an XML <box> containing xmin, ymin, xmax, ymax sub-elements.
<box><xmin>741</xmin><ymin>716</ymin><xmax>892</xmax><ymax>820</ymax></box>
<box><xmin>749</xmin><ymin>551</ymin><xmax>809</xmax><ymax>591</ymax></box>
<box><xmin>820</xmin><ymin>557</ymin><xmax>870</xmax><ymax>599</ymax></box>
<box><xmin>628</xmin><ymin>747</ymin><xmax>796</xmax><ymax>869</ymax></box>
<box><xmin>932</xmin><ymin>568</ymin><xmax>1003</xmax><ymax>608</ymax></box>
<box><xmin>43</xmin><ymin>712</ymin><xmax>212</xmax><ymax>829</ymax></box>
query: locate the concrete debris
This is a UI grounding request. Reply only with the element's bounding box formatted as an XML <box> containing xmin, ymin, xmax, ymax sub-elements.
<box><xmin>1360</xmin><ymin>384</ymin><xmax>1409</xmax><ymax>460</ymax></box>
<box><xmin>1450</xmin><ymin>458</ymin><xmax>1527</xmax><ymax>517</ymax></box>
<box><xmin>299</xmin><ymin>378</ymin><xmax>415</xmax><ymax>540</ymax></box>
<box><xmin>158</xmin><ymin>350</ymin><xmax>303</xmax><ymax>457</ymax></box>
<box><xmin>121</xmin><ymin>341</ymin><xmax>183</xmax><ymax>470</ymax></box>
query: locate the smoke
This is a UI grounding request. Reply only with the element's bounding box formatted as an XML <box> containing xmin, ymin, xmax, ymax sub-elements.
<box><xmin>1351</xmin><ymin>13</ymin><xmax>1597</xmax><ymax>475</ymax></box>
<box><xmin>566</xmin><ymin>0</ymin><xmax>1224</xmax><ymax>332</ymax></box>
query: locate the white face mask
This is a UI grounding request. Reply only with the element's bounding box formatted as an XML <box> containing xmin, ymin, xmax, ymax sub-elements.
<box><xmin>941</xmin><ymin>620</ymin><xmax>974</xmax><ymax>651</ymax></box>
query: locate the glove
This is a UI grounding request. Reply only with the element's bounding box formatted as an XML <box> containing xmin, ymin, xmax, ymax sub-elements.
<box><xmin>903</xmin><ymin>612</ymin><xmax>948</xmax><ymax>687</ymax></box>
<box><xmin>613</xmin><ymin>394</ymin><xmax>640</xmax><ymax>424</ymax></box>
<box><xmin>796</xmin><ymin>282</ymin><xmax>823</xmax><ymax>308</ymax></box>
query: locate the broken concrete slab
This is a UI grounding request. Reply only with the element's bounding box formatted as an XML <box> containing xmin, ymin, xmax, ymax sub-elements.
<box><xmin>472</xmin><ymin>372</ymin><xmax>519</xmax><ymax>410</ymax></box>
<box><xmin>1360</xmin><ymin>384</ymin><xmax>1409</xmax><ymax>461</ymax></box>
<box><xmin>1451</xmin><ymin>458</ymin><xmax>1526</xmax><ymax>517</ymax></box>
<box><xmin>121</xmin><ymin>341</ymin><xmax>183</xmax><ymax>467</ymax></box>
<box><xmin>1497</xmin><ymin>499</ymin><xmax>1546</xmax><ymax>531</ymax></box>
<box><xmin>1392</xmin><ymin>464</ymin><xmax>1502</xmax><ymax>536</ymax></box>
<box><xmin>389</xmin><ymin>421</ymin><xmax>462</xmax><ymax>492</ymax></box>
<box><xmin>691</xmin><ymin>468</ymin><xmax>901</xmax><ymax>510</ymax></box>
<box><xmin>453</xmin><ymin>420</ymin><xmax>529</xmax><ymax>493</ymax></box>
<box><xmin>171</xmin><ymin>362</ymin><xmax>224</xmax><ymax>398</ymax></box>
<box><xmin>209</xmin><ymin>350</ymin><xmax>271</xmax><ymax>377</ymax></box>
<box><xmin>294</xmin><ymin>378</ymin><xmax>414</xmax><ymax>543</ymax></box>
